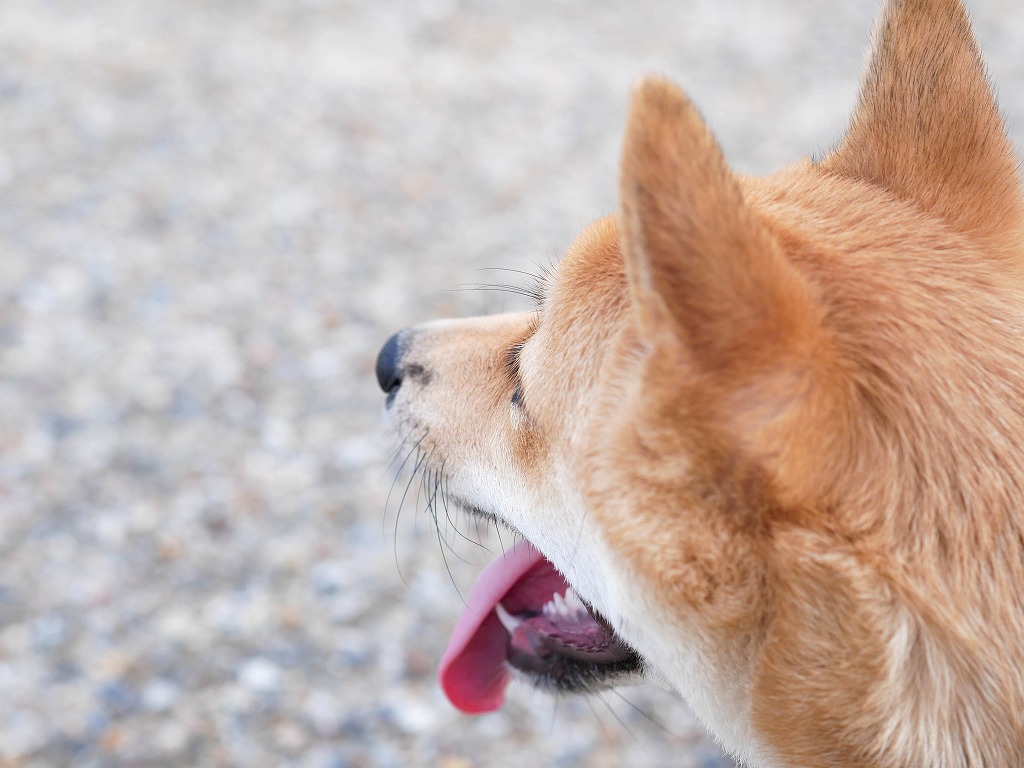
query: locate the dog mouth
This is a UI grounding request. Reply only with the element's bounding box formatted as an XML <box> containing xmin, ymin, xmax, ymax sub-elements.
<box><xmin>439</xmin><ymin>539</ymin><xmax>643</xmax><ymax>713</ymax></box>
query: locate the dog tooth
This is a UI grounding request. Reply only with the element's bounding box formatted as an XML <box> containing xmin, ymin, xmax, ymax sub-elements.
<box><xmin>555</xmin><ymin>591</ymin><xmax>581</xmax><ymax>620</ymax></box>
<box><xmin>565</xmin><ymin>589</ymin><xmax>587</xmax><ymax>615</ymax></box>
<box><xmin>564</xmin><ymin>594</ymin><xmax>578</xmax><ymax>617</ymax></box>
<box><xmin>495</xmin><ymin>603</ymin><xmax>523</xmax><ymax>634</ymax></box>
<box><xmin>554</xmin><ymin>592</ymin><xmax>570</xmax><ymax>616</ymax></box>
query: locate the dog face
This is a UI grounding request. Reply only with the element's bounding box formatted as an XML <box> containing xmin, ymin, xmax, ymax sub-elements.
<box><xmin>377</xmin><ymin>1</ymin><xmax>1024</xmax><ymax>765</ymax></box>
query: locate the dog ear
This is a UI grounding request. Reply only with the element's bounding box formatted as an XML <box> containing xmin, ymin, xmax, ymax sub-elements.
<box><xmin>821</xmin><ymin>0</ymin><xmax>1024</xmax><ymax>245</ymax></box>
<box><xmin>619</xmin><ymin>78</ymin><xmax>842</xmax><ymax>507</ymax></box>
<box><xmin>619</xmin><ymin>77</ymin><xmax>824</xmax><ymax>378</ymax></box>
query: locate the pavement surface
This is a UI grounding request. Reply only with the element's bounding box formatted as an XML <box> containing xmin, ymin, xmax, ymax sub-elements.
<box><xmin>2</xmin><ymin>1</ymin><xmax>1023</xmax><ymax>766</ymax></box>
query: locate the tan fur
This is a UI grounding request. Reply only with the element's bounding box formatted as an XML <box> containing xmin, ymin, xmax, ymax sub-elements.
<box><xmin>384</xmin><ymin>1</ymin><xmax>1024</xmax><ymax>764</ymax></box>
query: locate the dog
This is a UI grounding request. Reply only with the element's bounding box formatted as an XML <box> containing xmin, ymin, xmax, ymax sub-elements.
<box><xmin>376</xmin><ymin>0</ymin><xmax>1024</xmax><ymax>764</ymax></box>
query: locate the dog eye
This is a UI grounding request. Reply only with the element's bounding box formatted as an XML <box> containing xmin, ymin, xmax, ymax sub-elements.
<box><xmin>506</xmin><ymin>341</ymin><xmax>525</xmax><ymax>373</ymax></box>
<box><xmin>506</xmin><ymin>342</ymin><xmax>527</xmax><ymax>408</ymax></box>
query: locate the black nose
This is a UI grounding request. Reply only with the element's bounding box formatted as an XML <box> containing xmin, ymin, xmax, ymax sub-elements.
<box><xmin>376</xmin><ymin>331</ymin><xmax>404</xmax><ymax>393</ymax></box>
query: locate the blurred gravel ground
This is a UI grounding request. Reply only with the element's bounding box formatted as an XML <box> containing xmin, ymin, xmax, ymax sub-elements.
<box><xmin>1</xmin><ymin>1</ymin><xmax>1022</xmax><ymax>766</ymax></box>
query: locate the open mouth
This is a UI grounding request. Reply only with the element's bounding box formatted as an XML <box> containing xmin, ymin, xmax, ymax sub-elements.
<box><xmin>439</xmin><ymin>540</ymin><xmax>643</xmax><ymax>713</ymax></box>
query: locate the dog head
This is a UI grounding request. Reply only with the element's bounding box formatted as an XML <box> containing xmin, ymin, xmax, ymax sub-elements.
<box><xmin>377</xmin><ymin>1</ymin><xmax>1024</xmax><ymax>765</ymax></box>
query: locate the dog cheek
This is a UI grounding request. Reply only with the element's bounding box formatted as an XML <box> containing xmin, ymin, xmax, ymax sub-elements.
<box><xmin>509</xmin><ymin>412</ymin><xmax>547</xmax><ymax>472</ymax></box>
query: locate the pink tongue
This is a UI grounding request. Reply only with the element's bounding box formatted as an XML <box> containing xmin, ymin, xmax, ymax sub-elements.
<box><xmin>438</xmin><ymin>541</ymin><xmax>566</xmax><ymax>713</ymax></box>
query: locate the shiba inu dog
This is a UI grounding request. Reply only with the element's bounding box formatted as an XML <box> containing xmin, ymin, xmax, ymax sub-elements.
<box><xmin>375</xmin><ymin>0</ymin><xmax>1024</xmax><ymax>764</ymax></box>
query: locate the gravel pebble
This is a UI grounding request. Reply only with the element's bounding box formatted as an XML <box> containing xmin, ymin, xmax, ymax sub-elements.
<box><xmin>2</xmin><ymin>1</ymin><xmax>1022</xmax><ymax>766</ymax></box>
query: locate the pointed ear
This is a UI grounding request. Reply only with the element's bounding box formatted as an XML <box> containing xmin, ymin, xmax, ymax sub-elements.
<box><xmin>619</xmin><ymin>77</ymin><xmax>824</xmax><ymax>375</ymax></box>
<box><xmin>821</xmin><ymin>0</ymin><xmax>1024</xmax><ymax>243</ymax></box>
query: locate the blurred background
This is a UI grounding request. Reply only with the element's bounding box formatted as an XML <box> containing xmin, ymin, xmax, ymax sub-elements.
<box><xmin>2</xmin><ymin>1</ymin><xmax>1022</xmax><ymax>766</ymax></box>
